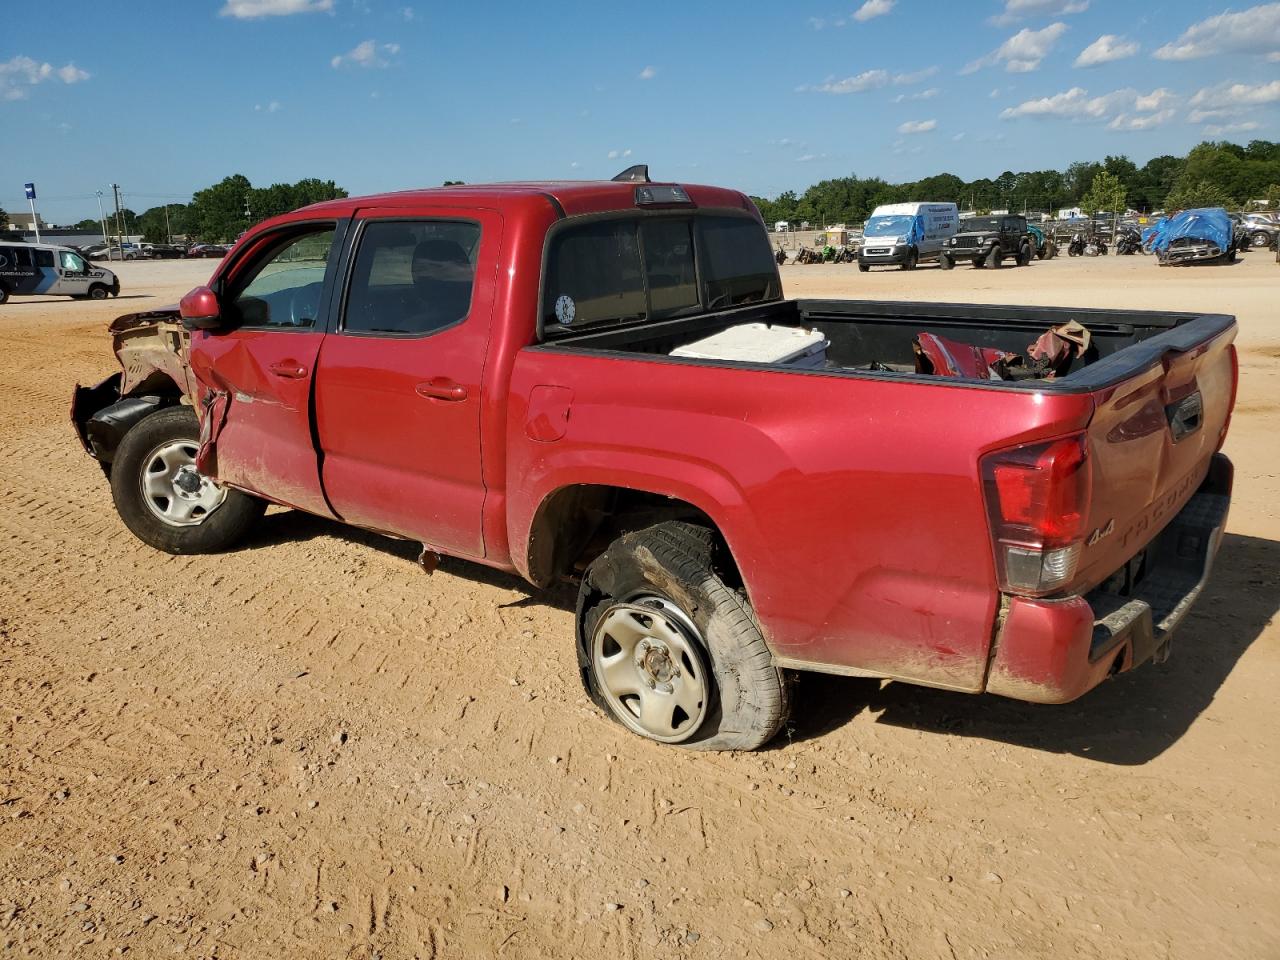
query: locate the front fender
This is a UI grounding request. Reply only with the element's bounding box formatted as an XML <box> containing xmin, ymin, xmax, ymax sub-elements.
<box><xmin>71</xmin><ymin>373</ymin><xmax>176</xmax><ymax>468</ymax></box>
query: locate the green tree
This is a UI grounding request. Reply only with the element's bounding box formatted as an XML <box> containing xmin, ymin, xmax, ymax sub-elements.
<box><xmin>1164</xmin><ymin>180</ymin><xmax>1236</xmax><ymax>211</ymax></box>
<box><xmin>0</xmin><ymin>205</ymin><xmax>8</xmax><ymax>231</ymax></box>
<box><xmin>138</xmin><ymin>204</ymin><xmax>188</xmax><ymax>243</ymax></box>
<box><xmin>1079</xmin><ymin>170</ymin><xmax>1127</xmax><ymax>215</ymax></box>
<box><xmin>187</xmin><ymin>174</ymin><xmax>253</xmax><ymax>242</ymax></box>
<box><xmin>1264</xmin><ymin>184</ymin><xmax>1280</xmax><ymax>209</ymax></box>
<box><xmin>73</xmin><ymin>218</ymin><xmax>101</xmax><ymax>230</ymax></box>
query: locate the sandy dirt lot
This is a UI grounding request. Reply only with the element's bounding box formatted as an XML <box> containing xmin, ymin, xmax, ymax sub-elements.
<box><xmin>1</xmin><ymin>252</ymin><xmax>1277</xmax><ymax>959</ymax></box>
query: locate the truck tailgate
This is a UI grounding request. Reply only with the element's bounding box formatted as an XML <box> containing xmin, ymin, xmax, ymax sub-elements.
<box><xmin>1073</xmin><ymin>318</ymin><xmax>1236</xmax><ymax>592</ymax></box>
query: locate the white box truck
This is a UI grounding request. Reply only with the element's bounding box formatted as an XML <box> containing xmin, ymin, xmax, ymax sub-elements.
<box><xmin>858</xmin><ymin>202</ymin><xmax>959</xmax><ymax>271</ymax></box>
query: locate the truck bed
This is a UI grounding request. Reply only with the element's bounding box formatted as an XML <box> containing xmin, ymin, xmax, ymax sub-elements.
<box><xmin>541</xmin><ymin>298</ymin><xmax>1234</xmax><ymax>390</ymax></box>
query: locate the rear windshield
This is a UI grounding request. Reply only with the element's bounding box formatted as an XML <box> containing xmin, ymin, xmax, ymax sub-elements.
<box><xmin>542</xmin><ymin>213</ymin><xmax>779</xmax><ymax>333</ymax></box>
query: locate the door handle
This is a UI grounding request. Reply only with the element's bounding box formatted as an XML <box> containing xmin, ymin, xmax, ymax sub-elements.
<box><xmin>268</xmin><ymin>360</ymin><xmax>309</xmax><ymax>379</ymax></box>
<box><xmin>415</xmin><ymin>378</ymin><xmax>468</xmax><ymax>402</ymax></box>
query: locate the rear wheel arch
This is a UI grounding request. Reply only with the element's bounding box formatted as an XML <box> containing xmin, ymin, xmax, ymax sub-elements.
<box><xmin>524</xmin><ymin>483</ymin><xmax>745</xmax><ymax>591</ymax></box>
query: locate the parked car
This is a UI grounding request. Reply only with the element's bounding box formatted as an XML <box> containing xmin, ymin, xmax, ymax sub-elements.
<box><xmin>1239</xmin><ymin>215</ymin><xmax>1278</xmax><ymax>249</ymax></box>
<box><xmin>72</xmin><ymin>172</ymin><xmax>1237</xmax><ymax>750</ymax></box>
<box><xmin>1145</xmin><ymin>208</ymin><xmax>1236</xmax><ymax>265</ymax></box>
<box><xmin>940</xmin><ymin>215</ymin><xmax>1033</xmax><ymax>268</ymax></box>
<box><xmin>1026</xmin><ymin>223</ymin><xmax>1057</xmax><ymax>260</ymax></box>
<box><xmin>0</xmin><ymin>241</ymin><xmax>120</xmax><ymax>303</ymax></box>
<box><xmin>147</xmin><ymin>243</ymin><xmax>186</xmax><ymax>260</ymax></box>
<box><xmin>185</xmin><ymin>244</ymin><xmax>228</xmax><ymax>259</ymax></box>
<box><xmin>857</xmin><ymin>202</ymin><xmax>959</xmax><ymax>271</ymax></box>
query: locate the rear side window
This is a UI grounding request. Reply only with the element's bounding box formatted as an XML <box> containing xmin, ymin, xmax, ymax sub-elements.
<box><xmin>699</xmin><ymin>216</ymin><xmax>779</xmax><ymax>309</ymax></box>
<box><xmin>343</xmin><ymin>220</ymin><xmax>480</xmax><ymax>336</ymax></box>
<box><xmin>0</xmin><ymin>247</ymin><xmax>32</xmax><ymax>269</ymax></box>
<box><xmin>34</xmin><ymin>249</ymin><xmax>55</xmax><ymax>269</ymax></box>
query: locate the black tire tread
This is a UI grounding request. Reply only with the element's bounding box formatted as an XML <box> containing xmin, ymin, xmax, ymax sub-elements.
<box><xmin>578</xmin><ymin>521</ymin><xmax>789</xmax><ymax>751</ymax></box>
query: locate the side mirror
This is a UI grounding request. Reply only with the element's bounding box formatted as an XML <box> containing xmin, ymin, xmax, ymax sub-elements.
<box><xmin>179</xmin><ymin>286</ymin><xmax>223</xmax><ymax>330</ymax></box>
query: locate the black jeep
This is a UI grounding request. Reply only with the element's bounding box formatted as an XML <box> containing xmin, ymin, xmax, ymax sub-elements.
<box><xmin>940</xmin><ymin>215</ymin><xmax>1033</xmax><ymax>269</ymax></box>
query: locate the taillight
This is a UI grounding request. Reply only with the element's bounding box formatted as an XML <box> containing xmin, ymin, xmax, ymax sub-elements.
<box><xmin>981</xmin><ymin>434</ymin><xmax>1092</xmax><ymax>596</ymax></box>
<box><xmin>1219</xmin><ymin>343</ymin><xmax>1238</xmax><ymax>451</ymax></box>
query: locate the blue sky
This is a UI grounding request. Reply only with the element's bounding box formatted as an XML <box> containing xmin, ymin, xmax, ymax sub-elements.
<box><xmin>3</xmin><ymin>0</ymin><xmax>1279</xmax><ymax>224</ymax></box>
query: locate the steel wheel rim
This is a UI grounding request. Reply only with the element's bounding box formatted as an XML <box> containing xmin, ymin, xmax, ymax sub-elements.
<box><xmin>591</xmin><ymin>595</ymin><xmax>710</xmax><ymax>743</ymax></box>
<box><xmin>139</xmin><ymin>439</ymin><xmax>226</xmax><ymax>527</ymax></box>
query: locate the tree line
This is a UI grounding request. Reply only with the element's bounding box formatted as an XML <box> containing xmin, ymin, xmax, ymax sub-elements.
<box><xmin>57</xmin><ymin>175</ymin><xmax>349</xmax><ymax>244</ymax></box>
<box><xmin>752</xmin><ymin>139</ymin><xmax>1280</xmax><ymax>226</ymax></box>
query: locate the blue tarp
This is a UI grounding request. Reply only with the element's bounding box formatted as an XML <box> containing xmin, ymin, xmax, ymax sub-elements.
<box><xmin>1142</xmin><ymin>207</ymin><xmax>1232</xmax><ymax>254</ymax></box>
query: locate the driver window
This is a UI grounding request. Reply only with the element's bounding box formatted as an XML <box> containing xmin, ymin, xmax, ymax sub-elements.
<box><xmin>60</xmin><ymin>251</ymin><xmax>86</xmax><ymax>272</ymax></box>
<box><xmin>231</xmin><ymin>227</ymin><xmax>335</xmax><ymax>328</ymax></box>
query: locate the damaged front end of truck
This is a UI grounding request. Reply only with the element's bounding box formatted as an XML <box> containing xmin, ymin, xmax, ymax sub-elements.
<box><xmin>70</xmin><ymin>306</ymin><xmax>195</xmax><ymax>474</ymax></box>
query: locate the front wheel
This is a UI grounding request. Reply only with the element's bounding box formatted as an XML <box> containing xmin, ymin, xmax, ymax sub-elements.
<box><xmin>88</xmin><ymin>283</ymin><xmax>109</xmax><ymax>300</ymax></box>
<box><xmin>1016</xmin><ymin>244</ymin><xmax>1032</xmax><ymax>266</ymax></box>
<box><xmin>109</xmin><ymin>405</ymin><xmax>264</xmax><ymax>554</ymax></box>
<box><xmin>857</xmin><ymin>262</ymin><xmax>870</xmax><ymax>272</ymax></box>
<box><xmin>578</xmin><ymin>522</ymin><xmax>789</xmax><ymax>750</ymax></box>
<box><xmin>900</xmin><ymin>248</ymin><xmax>917</xmax><ymax>271</ymax></box>
<box><xmin>939</xmin><ymin>253</ymin><xmax>954</xmax><ymax>270</ymax></box>
<box><xmin>988</xmin><ymin>247</ymin><xmax>1004</xmax><ymax>268</ymax></box>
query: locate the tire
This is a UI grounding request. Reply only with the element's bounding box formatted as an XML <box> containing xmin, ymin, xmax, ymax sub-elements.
<box><xmin>857</xmin><ymin>262</ymin><xmax>870</xmax><ymax>272</ymax></box>
<box><xmin>1251</xmin><ymin>231</ymin><xmax>1271</xmax><ymax>248</ymax></box>
<box><xmin>1017</xmin><ymin>244</ymin><xmax>1031</xmax><ymax>266</ymax></box>
<box><xmin>900</xmin><ymin>248</ymin><xmax>917</xmax><ymax>271</ymax></box>
<box><xmin>939</xmin><ymin>253</ymin><xmax>954</xmax><ymax>270</ymax></box>
<box><xmin>577</xmin><ymin>521</ymin><xmax>790</xmax><ymax>751</ymax></box>
<box><xmin>0</xmin><ymin>283</ymin><xmax>8</xmax><ymax>305</ymax></box>
<box><xmin>988</xmin><ymin>247</ymin><xmax>1004</xmax><ymax>268</ymax></box>
<box><xmin>109</xmin><ymin>405</ymin><xmax>264</xmax><ymax>554</ymax></box>
<box><xmin>88</xmin><ymin>283</ymin><xmax>109</xmax><ymax>300</ymax></box>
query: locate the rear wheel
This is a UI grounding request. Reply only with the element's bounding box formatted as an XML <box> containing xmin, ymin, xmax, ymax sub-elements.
<box><xmin>578</xmin><ymin>522</ymin><xmax>789</xmax><ymax>751</ymax></box>
<box><xmin>1251</xmin><ymin>231</ymin><xmax>1271</xmax><ymax>248</ymax></box>
<box><xmin>0</xmin><ymin>283</ymin><xmax>8</xmax><ymax>305</ymax></box>
<box><xmin>109</xmin><ymin>406</ymin><xmax>264</xmax><ymax>554</ymax></box>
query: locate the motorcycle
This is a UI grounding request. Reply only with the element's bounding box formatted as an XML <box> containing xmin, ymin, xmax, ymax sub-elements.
<box><xmin>1068</xmin><ymin>230</ymin><xmax>1108</xmax><ymax>257</ymax></box>
<box><xmin>1067</xmin><ymin>232</ymin><xmax>1085</xmax><ymax>257</ymax></box>
<box><xmin>1114</xmin><ymin>228</ymin><xmax>1142</xmax><ymax>255</ymax></box>
<box><xmin>775</xmin><ymin>247</ymin><xmax>788</xmax><ymax>265</ymax></box>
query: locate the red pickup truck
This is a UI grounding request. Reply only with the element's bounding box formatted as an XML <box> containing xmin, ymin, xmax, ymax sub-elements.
<box><xmin>72</xmin><ymin>170</ymin><xmax>1237</xmax><ymax>750</ymax></box>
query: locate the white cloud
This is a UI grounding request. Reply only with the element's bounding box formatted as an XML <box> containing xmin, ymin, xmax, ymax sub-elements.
<box><xmin>992</xmin><ymin>0</ymin><xmax>1087</xmax><ymax>26</ymax></box>
<box><xmin>1154</xmin><ymin>3</ymin><xmax>1280</xmax><ymax>60</ymax></box>
<box><xmin>893</xmin><ymin>87</ymin><xmax>940</xmax><ymax>102</ymax></box>
<box><xmin>254</xmin><ymin>100</ymin><xmax>282</xmax><ymax>113</ymax></box>
<box><xmin>853</xmin><ymin>0</ymin><xmax>895</xmax><ymax>21</ymax></box>
<box><xmin>331</xmin><ymin>39</ymin><xmax>399</xmax><ymax>69</ymax></box>
<box><xmin>898</xmin><ymin>119</ymin><xmax>937</xmax><ymax>134</ymax></box>
<box><xmin>797</xmin><ymin>69</ymin><xmax>888</xmax><ymax>93</ymax></box>
<box><xmin>569</xmin><ymin>161</ymin><xmax>580</xmax><ymax>169</ymax></box>
<box><xmin>952</xmin><ymin>132</ymin><xmax>966</xmax><ymax>141</ymax></box>
<box><xmin>1190</xmin><ymin>79</ymin><xmax>1280</xmax><ymax>109</ymax></box>
<box><xmin>606</xmin><ymin>148</ymin><xmax>633</xmax><ymax>159</ymax></box>
<box><xmin>1074</xmin><ymin>34</ymin><xmax>1139</xmax><ymax>66</ymax></box>
<box><xmin>1204</xmin><ymin>120</ymin><xmax>1262</xmax><ymax>135</ymax></box>
<box><xmin>1000</xmin><ymin>86</ymin><xmax>1174</xmax><ymax>122</ymax></box>
<box><xmin>0</xmin><ymin>55</ymin><xmax>90</xmax><ymax>101</ymax></box>
<box><xmin>401</xmin><ymin>6</ymin><xmax>415</xmax><ymax>20</ymax></box>
<box><xmin>638</xmin><ymin>65</ymin><xmax>656</xmax><ymax>80</ymax></box>
<box><xmin>963</xmin><ymin>23</ymin><xmax>1068</xmax><ymax>73</ymax></box>
<box><xmin>893</xmin><ymin>66</ymin><xmax>938</xmax><ymax>84</ymax></box>
<box><xmin>220</xmin><ymin>0</ymin><xmax>333</xmax><ymax>17</ymax></box>
<box><xmin>1107</xmin><ymin>109</ymin><xmax>1174</xmax><ymax>131</ymax></box>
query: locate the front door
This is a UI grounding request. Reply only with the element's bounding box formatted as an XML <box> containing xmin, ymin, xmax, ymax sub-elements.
<box><xmin>313</xmin><ymin>207</ymin><xmax>501</xmax><ymax>559</ymax></box>
<box><xmin>55</xmin><ymin>249</ymin><xmax>92</xmax><ymax>296</ymax></box>
<box><xmin>187</xmin><ymin>222</ymin><xmax>343</xmax><ymax>517</ymax></box>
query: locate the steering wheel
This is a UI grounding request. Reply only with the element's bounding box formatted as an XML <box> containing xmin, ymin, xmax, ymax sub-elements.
<box><xmin>286</xmin><ymin>282</ymin><xmax>322</xmax><ymax>326</ymax></box>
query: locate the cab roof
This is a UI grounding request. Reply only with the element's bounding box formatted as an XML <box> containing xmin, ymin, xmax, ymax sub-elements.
<box><xmin>297</xmin><ymin>179</ymin><xmax>757</xmax><ymax>220</ymax></box>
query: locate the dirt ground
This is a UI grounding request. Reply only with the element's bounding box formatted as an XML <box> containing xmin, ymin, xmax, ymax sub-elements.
<box><xmin>1</xmin><ymin>252</ymin><xmax>1277</xmax><ymax>960</ymax></box>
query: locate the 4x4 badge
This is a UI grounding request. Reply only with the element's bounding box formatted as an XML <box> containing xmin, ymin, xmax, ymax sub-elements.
<box><xmin>1087</xmin><ymin>519</ymin><xmax>1114</xmax><ymax>546</ymax></box>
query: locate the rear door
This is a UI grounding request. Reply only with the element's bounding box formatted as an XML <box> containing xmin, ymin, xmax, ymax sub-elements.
<box><xmin>0</xmin><ymin>246</ymin><xmax>40</xmax><ymax>295</ymax></box>
<box><xmin>187</xmin><ymin>221</ymin><xmax>343</xmax><ymax>516</ymax></box>
<box><xmin>312</xmin><ymin>206</ymin><xmax>501</xmax><ymax>558</ymax></box>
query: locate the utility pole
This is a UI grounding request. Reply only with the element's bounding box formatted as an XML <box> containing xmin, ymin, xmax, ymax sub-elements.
<box><xmin>111</xmin><ymin>183</ymin><xmax>124</xmax><ymax>260</ymax></box>
<box><xmin>95</xmin><ymin>190</ymin><xmax>108</xmax><ymax>243</ymax></box>
<box><xmin>163</xmin><ymin>205</ymin><xmax>172</xmax><ymax>244</ymax></box>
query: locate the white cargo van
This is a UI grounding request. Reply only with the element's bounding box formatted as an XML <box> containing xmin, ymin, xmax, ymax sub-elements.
<box><xmin>0</xmin><ymin>242</ymin><xmax>120</xmax><ymax>304</ymax></box>
<box><xmin>857</xmin><ymin>202</ymin><xmax>959</xmax><ymax>271</ymax></box>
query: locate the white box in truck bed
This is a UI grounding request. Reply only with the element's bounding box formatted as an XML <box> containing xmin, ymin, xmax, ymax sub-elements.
<box><xmin>670</xmin><ymin>323</ymin><xmax>829</xmax><ymax>367</ymax></box>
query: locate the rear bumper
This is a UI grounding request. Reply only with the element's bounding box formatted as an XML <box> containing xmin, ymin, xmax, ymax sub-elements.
<box><xmin>985</xmin><ymin>454</ymin><xmax>1233</xmax><ymax>703</ymax></box>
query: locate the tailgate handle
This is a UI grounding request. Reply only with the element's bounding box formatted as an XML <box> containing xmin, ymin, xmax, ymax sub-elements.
<box><xmin>1166</xmin><ymin>391</ymin><xmax>1203</xmax><ymax>443</ymax></box>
